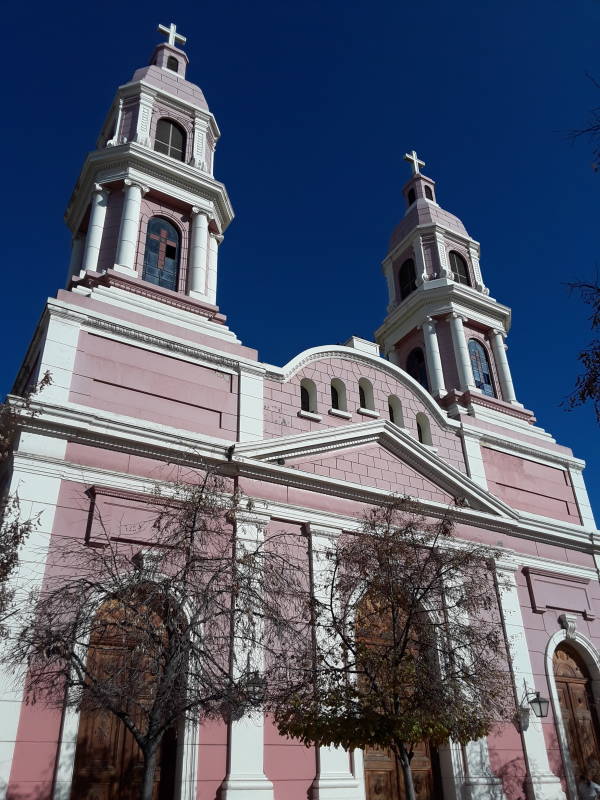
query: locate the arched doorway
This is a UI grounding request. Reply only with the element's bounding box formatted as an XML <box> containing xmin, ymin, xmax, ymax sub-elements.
<box><xmin>553</xmin><ymin>643</ymin><xmax>600</xmax><ymax>784</ymax></box>
<box><xmin>69</xmin><ymin>597</ymin><xmax>179</xmax><ymax>800</ymax></box>
<box><xmin>364</xmin><ymin>741</ymin><xmax>442</xmax><ymax>799</ymax></box>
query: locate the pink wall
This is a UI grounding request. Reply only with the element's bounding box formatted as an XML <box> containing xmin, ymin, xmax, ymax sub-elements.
<box><xmin>482</xmin><ymin>448</ymin><xmax>581</xmax><ymax>525</ymax></box>
<box><xmin>263</xmin><ymin>355</ymin><xmax>465</xmax><ymax>473</ymax></box>
<box><xmin>69</xmin><ymin>330</ymin><xmax>239</xmax><ymax>438</ymax></box>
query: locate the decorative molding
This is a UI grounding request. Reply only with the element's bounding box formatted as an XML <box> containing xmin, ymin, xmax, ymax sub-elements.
<box><xmin>523</xmin><ymin>567</ymin><xmax>595</xmax><ymax>619</ymax></box>
<box><xmin>558</xmin><ymin>613</ymin><xmax>577</xmax><ymax>639</ymax></box>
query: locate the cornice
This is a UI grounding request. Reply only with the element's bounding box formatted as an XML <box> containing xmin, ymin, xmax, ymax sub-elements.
<box><xmin>65</xmin><ymin>142</ymin><xmax>233</xmax><ymax>234</ymax></box>
<box><xmin>474</xmin><ymin>429</ymin><xmax>586</xmax><ymax>471</ymax></box>
<box><xmin>375</xmin><ymin>283</ymin><xmax>512</xmax><ymax>345</ymax></box>
<box><xmin>11</xmin><ymin>402</ymin><xmax>598</xmax><ymax>553</ymax></box>
<box><xmin>263</xmin><ymin>345</ymin><xmax>458</xmax><ymax>432</ymax></box>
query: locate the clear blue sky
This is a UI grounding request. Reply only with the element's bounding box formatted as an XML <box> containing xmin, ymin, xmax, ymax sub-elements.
<box><xmin>2</xmin><ymin>0</ymin><xmax>599</xmax><ymax>514</ymax></box>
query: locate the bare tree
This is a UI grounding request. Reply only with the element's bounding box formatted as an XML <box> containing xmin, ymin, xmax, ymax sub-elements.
<box><xmin>273</xmin><ymin>497</ymin><xmax>514</xmax><ymax>800</ymax></box>
<box><xmin>5</xmin><ymin>468</ymin><xmax>308</xmax><ymax>800</ymax></box>
<box><xmin>0</xmin><ymin>372</ymin><xmax>51</xmax><ymax>635</ymax></box>
<box><xmin>565</xmin><ymin>281</ymin><xmax>600</xmax><ymax>422</ymax></box>
<box><xmin>569</xmin><ymin>73</ymin><xmax>600</xmax><ymax>171</ymax></box>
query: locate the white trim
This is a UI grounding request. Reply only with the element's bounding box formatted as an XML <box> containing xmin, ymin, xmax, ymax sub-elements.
<box><xmin>544</xmin><ymin>627</ymin><xmax>600</xmax><ymax>800</ymax></box>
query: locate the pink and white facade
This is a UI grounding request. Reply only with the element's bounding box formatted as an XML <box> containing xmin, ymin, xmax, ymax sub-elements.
<box><xmin>1</xmin><ymin>24</ymin><xmax>599</xmax><ymax>800</ymax></box>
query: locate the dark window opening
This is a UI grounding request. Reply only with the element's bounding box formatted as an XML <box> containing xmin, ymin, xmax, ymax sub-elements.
<box><xmin>142</xmin><ymin>217</ymin><xmax>180</xmax><ymax>292</ymax></box>
<box><xmin>331</xmin><ymin>384</ymin><xmax>340</xmax><ymax>409</ymax></box>
<box><xmin>425</xmin><ymin>185</ymin><xmax>433</xmax><ymax>200</ymax></box>
<box><xmin>399</xmin><ymin>259</ymin><xmax>417</xmax><ymax>301</ymax></box>
<box><xmin>449</xmin><ymin>251</ymin><xmax>471</xmax><ymax>286</ymax></box>
<box><xmin>388</xmin><ymin>403</ymin><xmax>395</xmax><ymax>424</ymax></box>
<box><xmin>468</xmin><ymin>339</ymin><xmax>496</xmax><ymax>397</ymax></box>
<box><xmin>301</xmin><ymin>386</ymin><xmax>310</xmax><ymax>412</ymax></box>
<box><xmin>407</xmin><ymin>188</ymin><xmax>416</xmax><ymax>205</ymax></box>
<box><xmin>359</xmin><ymin>386</ymin><xmax>366</xmax><ymax>408</ymax></box>
<box><xmin>154</xmin><ymin>118</ymin><xmax>186</xmax><ymax>161</ymax></box>
<box><xmin>166</xmin><ymin>56</ymin><xmax>179</xmax><ymax>72</ymax></box>
<box><xmin>406</xmin><ymin>348</ymin><xmax>429</xmax><ymax>391</ymax></box>
<box><xmin>417</xmin><ymin>420</ymin><xmax>424</xmax><ymax>443</ymax></box>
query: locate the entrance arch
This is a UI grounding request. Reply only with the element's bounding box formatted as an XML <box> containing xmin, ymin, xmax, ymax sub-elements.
<box><xmin>546</xmin><ymin>628</ymin><xmax>600</xmax><ymax>799</ymax></box>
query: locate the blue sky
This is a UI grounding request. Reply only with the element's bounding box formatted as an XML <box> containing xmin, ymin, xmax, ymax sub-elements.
<box><xmin>2</xmin><ymin>0</ymin><xmax>599</xmax><ymax>514</ymax></box>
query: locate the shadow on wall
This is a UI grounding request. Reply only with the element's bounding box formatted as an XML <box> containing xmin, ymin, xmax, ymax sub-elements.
<box><xmin>493</xmin><ymin>756</ymin><xmax>528</xmax><ymax>800</ymax></box>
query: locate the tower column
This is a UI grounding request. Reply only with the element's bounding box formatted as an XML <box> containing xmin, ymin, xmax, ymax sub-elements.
<box><xmin>115</xmin><ymin>179</ymin><xmax>148</xmax><ymax>275</ymax></box>
<box><xmin>81</xmin><ymin>184</ymin><xmax>109</xmax><ymax>272</ymax></box>
<box><xmin>420</xmin><ymin>317</ymin><xmax>446</xmax><ymax>397</ymax></box>
<box><xmin>66</xmin><ymin>233</ymin><xmax>85</xmax><ymax>283</ymax></box>
<box><xmin>490</xmin><ymin>329</ymin><xmax>517</xmax><ymax>403</ymax></box>
<box><xmin>448</xmin><ymin>313</ymin><xmax>476</xmax><ymax>392</ymax></box>
<box><xmin>206</xmin><ymin>232</ymin><xmax>223</xmax><ymax>305</ymax></box>
<box><xmin>188</xmin><ymin>208</ymin><xmax>210</xmax><ymax>297</ymax></box>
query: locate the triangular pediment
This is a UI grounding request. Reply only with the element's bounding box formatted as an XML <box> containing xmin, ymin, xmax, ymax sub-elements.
<box><xmin>234</xmin><ymin>419</ymin><xmax>517</xmax><ymax>518</ymax></box>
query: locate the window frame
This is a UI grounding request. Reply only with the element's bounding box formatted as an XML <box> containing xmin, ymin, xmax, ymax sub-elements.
<box><xmin>154</xmin><ymin>118</ymin><xmax>187</xmax><ymax>161</ymax></box>
<box><xmin>468</xmin><ymin>339</ymin><xmax>496</xmax><ymax>397</ymax></box>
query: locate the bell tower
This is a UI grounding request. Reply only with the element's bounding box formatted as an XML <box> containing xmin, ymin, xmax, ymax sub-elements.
<box><xmin>65</xmin><ymin>22</ymin><xmax>233</xmax><ymax>314</ymax></box>
<box><xmin>375</xmin><ymin>152</ymin><xmax>533</xmax><ymax>424</ymax></box>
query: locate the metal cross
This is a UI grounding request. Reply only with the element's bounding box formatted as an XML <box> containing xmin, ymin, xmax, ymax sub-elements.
<box><xmin>157</xmin><ymin>22</ymin><xmax>187</xmax><ymax>48</ymax></box>
<box><xmin>404</xmin><ymin>150</ymin><xmax>425</xmax><ymax>175</ymax></box>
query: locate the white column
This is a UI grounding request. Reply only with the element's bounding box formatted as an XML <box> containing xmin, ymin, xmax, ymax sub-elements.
<box><xmin>115</xmin><ymin>179</ymin><xmax>147</xmax><ymax>275</ymax></box>
<box><xmin>490</xmin><ymin>330</ymin><xmax>517</xmax><ymax>404</ymax></box>
<box><xmin>188</xmin><ymin>208</ymin><xmax>210</xmax><ymax>297</ymax></box>
<box><xmin>309</xmin><ymin>526</ymin><xmax>363</xmax><ymax>800</ymax></box>
<box><xmin>66</xmin><ymin>234</ymin><xmax>84</xmax><ymax>283</ymax></box>
<box><xmin>221</xmin><ymin>512</ymin><xmax>274</xmax><ymax>800</ymax></box>
<box><xmin>448</xmin><ymin>313</ymin><xmax>476</xmax><ymax>392</ymax></box>
<box><xmin>421</xmin><ymin>316</ymin><xmax>446</xmax><ymax>397</ymax></box>
<box><xmin>81</xmin><ymin>184</ymin><xmax>109</xmax><ymax>272</ymax></box>
<box><xmin>206</xmin><ymin>232</ymin><xmax>223</xmax><ymax>305</ymax></box>
<box><xmin>494</xmin><ymin>558</ymin><xmax>565</xmax><ymax>800</ymax></box>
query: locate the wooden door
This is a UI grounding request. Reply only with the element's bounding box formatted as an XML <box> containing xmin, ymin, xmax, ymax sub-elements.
<box><xmin>553</xmin><ymin>644</ymin><xmax>600</xmax><ymax>783</ymax></box>
<box><xmin>70</xmin><ymin>600</ymin><xmax>178</xmax><ymax>800</ymax></box>
<box><xmin>364</xmin><ymin>741</ymin><xmax>441</xmax><ymax>800</ymax></box>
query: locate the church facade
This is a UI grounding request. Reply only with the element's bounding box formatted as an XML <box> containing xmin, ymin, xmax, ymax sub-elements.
<box><xmin>1</xmin><ymin>23</ymin><xmax>599</xmax><ymax>800</ymax></box>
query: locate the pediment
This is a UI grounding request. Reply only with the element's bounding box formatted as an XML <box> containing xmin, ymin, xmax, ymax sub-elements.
<box><xmin>234</xmin><ymin>419</ymin><xmax>516</xmax><ymax>518</ymax></box>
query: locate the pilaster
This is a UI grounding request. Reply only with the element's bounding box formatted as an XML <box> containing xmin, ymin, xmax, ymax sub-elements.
<box><xmin>221</xmin><ymin>512</ymin><xmax>274</xmax><ymax>800</ymax></box>
<box><xmin>414</xmin><ymin>235</ymin><xmax>428</xmax><ymax>286</ymax></box>
<box><xmin>134</xmin><ymin>88</ymin><xmax>155</xmax><ymax>148</ymax></box>
<box><xmin>309</xmin><ymin>525</ymin><xmax>363</xmax><ymax>800</ymax></box>
<box><xmin>434</xmin><ymin>230</ymin><xmax>452</xmax><ymax>278</ymax></box>
<box><xmin>494</xmin><ymin>558</ymin><xmax>565</xmax><ymax>800</ymax></box>
<box><xmin>191</xmin><ymin>113</ymin><xmax>208</xmax><ymax>170</ymax></box>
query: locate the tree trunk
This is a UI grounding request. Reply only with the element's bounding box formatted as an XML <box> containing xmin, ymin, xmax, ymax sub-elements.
<box><xmin>140</xmin><ymin>745</ymin><xmax>158</xmax><ymax>800</ymax></box>
<box><xmin>397</xmin><ymin>744</ymin><xmax>416</xmax><ymax>800</ymax></box>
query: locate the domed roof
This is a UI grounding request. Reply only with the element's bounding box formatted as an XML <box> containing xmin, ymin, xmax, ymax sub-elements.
<box><xmin>388</xmin><ymin>198</ymin><xmax>469</xmax><ymax>252</ymax></box>
<box><xmin>130</xmin><ymin>64</ymin><xmax>209</xmax><ymax>110</ymax></box>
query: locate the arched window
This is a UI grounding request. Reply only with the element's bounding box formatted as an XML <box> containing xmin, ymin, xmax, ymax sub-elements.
<box><xmin>388</xmin><ymin>395</ymin><xmax>404</xmax><ymax>427</ymax></box>
<box><xmin>449</xmin><ymin>251</ymin><xmax>471</xmax><ymax>286</ymax></box>
<box><xmin>399</xmin><ymin>259</ymin><xmax>417</xmax><ymax>301</ymax></box>
<box><xmin>142</xmin><ymin>217</ymin><xmax>181</xmax><ymax>291</ymax></box>
<box><xmin>415</xmin><ymin>412</ymin><xmax>432</xmax><ymax>445</ymax></box>
<box><xmin>330</xmin><ymin>379</ymin><xmax>347</xmax><ymax>412</ymax></box>
<box><xmin>166</xmin><ymin>56</ymin><xmax>179</xmax><ymax>72</ymax></box>
<box><xmin>407</xmin><ymin>188</ymin><xmax>416</xmax><ymax>205</ymax></box>
<box><xmin>154</xmin><ymin>118</ymin><xmax>186</xmax><ymax>161</ymax></box>
<box><xmin>425</xmin><ymin>185</ymin><xmax>433</xmax><ymax>200</ymax></box>
<box><xmin>300</xmin><ymin>378</ymin><xmax>317</xmax><ymax>413</ymax></box>
<box><xmin>468</xmin><ymin>340</ymin><xmax>496</xmax><ymax>397</ymax></box>
<box><xmin>358</xmin><ymin>378</ymin><xmax>374</xmax><ymax>411</ymax></box>
<box><xmin>406</xmin><ymin>348</ymin><xmax>429</xmax><ymax>391</ymax></box>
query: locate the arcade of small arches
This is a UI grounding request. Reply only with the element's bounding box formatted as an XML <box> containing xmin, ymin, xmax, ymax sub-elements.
<box><xmin>299</xmin><ymin>376</ymin><xmax>433</xmax><ymax>445</ymax></box>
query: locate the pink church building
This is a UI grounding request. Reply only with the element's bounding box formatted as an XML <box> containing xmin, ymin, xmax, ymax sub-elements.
<box><xmin>1</xmin><ymin>22</ymin><xmax>599</xmax><ymax>800</ymax></box>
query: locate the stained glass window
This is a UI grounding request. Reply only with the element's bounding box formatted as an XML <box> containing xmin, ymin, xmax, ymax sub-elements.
<box><xmin>154</xmin><ymin>118</ymin><xmax>185</xmax><ymax>161</ymax></box>
<box><xmin>468</xmin><ymin>339</ymin><xmax>496</xmax><ymax>397</ymax></box>
<box><xmin>142</xmin><ymin>217</ymin><xmax>180</xmax><ymax>292</ymax></box>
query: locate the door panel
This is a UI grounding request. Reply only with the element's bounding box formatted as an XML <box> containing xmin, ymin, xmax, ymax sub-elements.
<box><xmin>364</xmin><ymin>742</ymin><xmax>441</xmax><ymax>800</ymax></box>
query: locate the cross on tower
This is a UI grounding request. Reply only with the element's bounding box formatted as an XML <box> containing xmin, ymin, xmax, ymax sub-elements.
<box><xmin>157</xmin><ymin>22</ymin><xmax>187</xmax><ymax>48</ymax></box>
<box><xmin>404</xmin><ymin>150</ymin><xmax>425</xmax><ymax>175</ymax></box>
